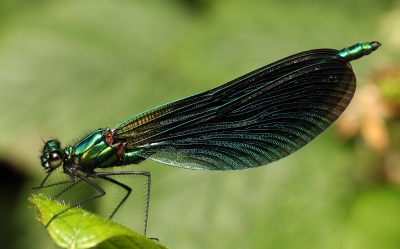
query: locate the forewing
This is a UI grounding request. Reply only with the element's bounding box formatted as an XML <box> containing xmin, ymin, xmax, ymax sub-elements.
<box><xmin>114</xmin><ymin>49</ymin><xmax>356</xmax><ymax>171</ymax></box>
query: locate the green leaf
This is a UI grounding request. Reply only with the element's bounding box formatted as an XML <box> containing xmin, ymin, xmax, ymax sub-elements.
<box><xmin>29</xmin><ymin>194</ymin><xmax>168</xmax><ymax>249</ymax></box>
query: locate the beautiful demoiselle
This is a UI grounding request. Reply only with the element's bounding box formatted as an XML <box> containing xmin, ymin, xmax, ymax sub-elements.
<box><xmin>33</xmin><ymin>41</ymin><xmax>381</xmax><ymax>236</ymax></box>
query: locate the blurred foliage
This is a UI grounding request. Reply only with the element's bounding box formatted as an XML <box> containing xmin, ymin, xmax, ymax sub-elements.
<box><xmin>175</xmin><ymin>0</ymin><xmax>213</xmax><ymax>12</ymax></box>
<box><xmin>376</xmin><ymin>65</ymin><xmax>400</xmax><ymax>106</ymax></box>
<box><xmin>0</xmin><ymin>0</ymin><xmax>400</xmax><ymax>249</ymax></box>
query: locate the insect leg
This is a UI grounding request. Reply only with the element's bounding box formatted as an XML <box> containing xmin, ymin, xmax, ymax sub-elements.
<box><xmin>44</xmin><ymin>170</ymin><xmax>106</xmax><ymax>227</ymax></box>
<box><xmin>31</xmin><ymin>166</ymin><xmax>76</xmax><ymax>193</ymax></box>
<box><xmin>54</xmin><ymin>178</ymin><xmax>84</xmax><ymax>198</ymax></box>
<box><xmin>89</xmin><ymin>171</ymin><xmax>151</xmax><ymax>236</ymax></box>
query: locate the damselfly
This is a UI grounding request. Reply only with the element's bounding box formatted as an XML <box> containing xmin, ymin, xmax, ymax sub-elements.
<box><xmin>33</xmin><ymin>41</ymin><xmax>381</xmax><ymax>236</ymax></box>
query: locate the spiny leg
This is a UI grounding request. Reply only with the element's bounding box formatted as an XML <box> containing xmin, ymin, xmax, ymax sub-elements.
<box><xmin>31</xmin><ymin>166</ymin><xmax>76</xmax><ymax>193</ymax></box>
<box><xmin>96</xmin><ymin>176</ymin><xmax>132</xmax><ymax>220</ymax></box>
<box><xmin>89</xmin><ymin>171</ymin><xmax>151</xmax><ymax>237</ymax></box>
<box><xmin>54</xmin><ymin>178</ymin><xmax>84</xmax><ymax>198</ymax></box>
<box><xmin>45</xmin><ymin>170</ymin><xmax>106</xmax><ymax>227</ymax></box>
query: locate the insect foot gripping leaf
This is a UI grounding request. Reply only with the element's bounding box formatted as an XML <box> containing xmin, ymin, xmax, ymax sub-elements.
<box><xmin>29</xmin><ymin>194</ymin><xmax>167</xmax><ymax>249</ymax></box>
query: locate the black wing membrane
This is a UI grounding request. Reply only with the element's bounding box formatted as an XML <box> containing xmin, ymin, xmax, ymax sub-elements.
<box><xmin>114</xmin><ymin>49</ymin><xmax>355</xmax><ymax>171</ymax></box>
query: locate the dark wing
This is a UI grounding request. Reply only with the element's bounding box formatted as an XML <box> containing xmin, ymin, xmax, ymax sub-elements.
<box><xmin>114</xmin><ymin>49</ymin><xmax>356</xmax><ymax>171</ymax></box>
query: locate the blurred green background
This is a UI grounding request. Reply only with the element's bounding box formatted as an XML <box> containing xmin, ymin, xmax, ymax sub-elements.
<box><xmin>1</xmin><ymin>0</ymin><xmax>400</xmax><ymax>248</ymax></box>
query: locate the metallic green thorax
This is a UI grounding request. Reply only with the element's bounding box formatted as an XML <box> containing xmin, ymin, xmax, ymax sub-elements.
<box><xmin>336</xmin><ymin>41</ymin><xmax>380</xmax><ymax>61</ymax></box>
<box><xmin>72</xmin><ymin>128</ymin><xmax>145</xmax><ymax>170</ymax></box>
<box><xmin>41</xmin><ymin>128</ymin><xmax>144</xmax><ymax>174</ymax></box>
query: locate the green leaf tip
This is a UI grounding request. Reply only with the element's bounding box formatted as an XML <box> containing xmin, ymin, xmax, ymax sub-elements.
<box><xmin>29</xmin><ymin>194</ymin><xmax>168</xmax><ymax>249</ymax></box>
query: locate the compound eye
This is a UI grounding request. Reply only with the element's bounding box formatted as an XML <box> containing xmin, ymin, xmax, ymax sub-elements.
<box><xmin>48</xmin><ymin>151</ymin><xmax>63</xmax><ymax>169</ymax></box>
